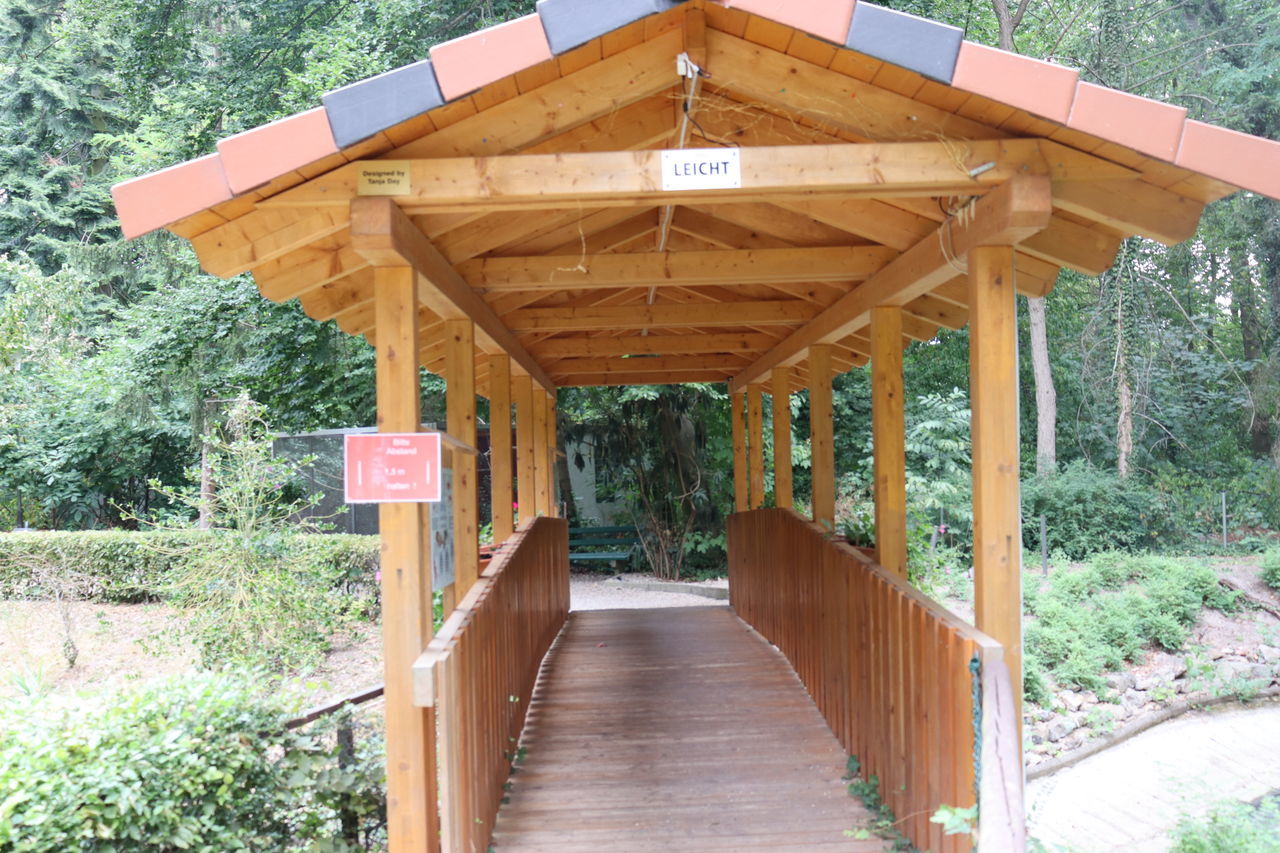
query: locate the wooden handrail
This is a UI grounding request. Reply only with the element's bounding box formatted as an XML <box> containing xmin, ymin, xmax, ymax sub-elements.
<box><xmin>412</xmin><ymin>516</ymin><xmax>570</xmax><ymax>853</ymax></box>
<box><xmin>728</xmin><ymin>508</ymin><xmax>1024</xmax><ymax>853</ymax></box>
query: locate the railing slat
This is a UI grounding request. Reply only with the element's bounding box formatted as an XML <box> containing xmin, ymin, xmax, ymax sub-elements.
<box><xmin>728</xmin><ymin>508</ymin><xmax>1022</xmax><ymax>853</ymax></box>
<box><xmin>412</xmin><ymin>517</ymin><xmax>569</xmax><ymax>852</ymax></box>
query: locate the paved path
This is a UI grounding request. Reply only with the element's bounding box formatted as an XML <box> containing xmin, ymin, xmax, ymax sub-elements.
<box><xmin>491</xmin><ymin>607</ymin><xmax>885</xmax><ymax>851</ymax></box>
<box><xmin>1027</xmin><ymin>701</ymin><xmax>1280</xmax><ymax>851</ymax></box>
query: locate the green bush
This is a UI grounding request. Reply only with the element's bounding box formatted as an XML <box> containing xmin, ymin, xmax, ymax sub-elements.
<box><xmin>1261</xmin><ymin>549</ymin><xmax>1280</xmax><ymax>592</ymax></box>
<box><xmin>1023</xmin><ymin>552</ymin><xmax>1239</xmax><ymax>699</ymax></box>
<box><xmin>1022</xmin><ymin>462</ymin><xmax>1178</xmax><ymax>559</ymax></box>
<box><xmin>1170</xmin><ymin>796</ymin><xmax>1280</xmax><ymax>852</ymax></box>
<box><xmin>0</xmin><ymin>530</ymin><xmax>378</xmax><ymax>604</ymax></box>
<box><xmin>0</xmin><ymin>672</ymin><xmax>385</xmax><ymax>851</ymax></box>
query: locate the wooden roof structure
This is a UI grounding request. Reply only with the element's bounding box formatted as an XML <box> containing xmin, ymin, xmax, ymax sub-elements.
<box><xmin>112</xmin><ymin>0</ymin><xmax>1280</xmax><ymax>398</ymax></box>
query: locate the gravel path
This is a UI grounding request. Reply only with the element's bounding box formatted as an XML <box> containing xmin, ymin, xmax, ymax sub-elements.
<box><xmin>1027</xmin><ymin>701</ymin><xmax>1280</xmax><ymax>851</ymax></box>
<box><xmin>570</xmin><ymin>573</ymin><xmax>728</xmax><ymax>611</ymax></box>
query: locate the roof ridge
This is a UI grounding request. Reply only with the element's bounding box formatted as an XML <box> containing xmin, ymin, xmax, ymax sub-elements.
<box><xmin>112</xmin><ymin>0</ymin><xmax>1280</xmax><ymax>240</ymax></box>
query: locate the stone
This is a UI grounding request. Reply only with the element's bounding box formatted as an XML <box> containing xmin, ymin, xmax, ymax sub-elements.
<box><xmin>1090</xmin><ymin>703</ymin><xmax>1125</xmax><ymax>727</ymax></box>
<box><xmin>1047</xmin><ymin>715</ymin><xmax>1079</xmax><ymax>743</ymax></box>
<box><xmin>1060</xmin><ymin>690</ymin><xmax>1085</xmax><ymax>712</ymax></box>
<box><xmin>1218</xmin><ymin>660</ymin><xmax>1272</xmax><ymax>683</ymax></box>
<box><xmin>1135</xmin><ymin>666</ymin><xmax>1180</xmax><ymax>692</ymax></box>
<box><xmin>1105</xmin><ymin>672</ymin><xmax>1135</xmax><ymax>693</ymax></box>
<box><xmin>1122</xmin><ymin>688</ymin><xmax>1149</xmax><ymax>714</ymax></box>
<box><xmin>1080</xmin><ymin>691</ymin><xmax>1099</xmax><ymax>706</ymax></box>
<box><xmin>1026</xmin><ymin>753</ymin><xmax>1045</xmax><ymax>767</ymax></box>
<box><xmin>1034</xmin><ymin>708</ymin><xmax>1056</xmax><ymax>723</ymax></box>
<box><xmin>1260</xmin><ymin>645</ymin><xmax>1280</xmax><ymax>664</ymax></box>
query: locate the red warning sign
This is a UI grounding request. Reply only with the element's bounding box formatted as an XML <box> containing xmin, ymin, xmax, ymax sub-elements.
<box><xmin>344</xmin><ymin>433</ymin><xmax>443</xmax><ymax>503</ymax></box>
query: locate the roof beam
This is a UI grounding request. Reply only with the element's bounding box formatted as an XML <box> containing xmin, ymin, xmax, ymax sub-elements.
<box><xmin>457</xmin><ymin>246</ymin><xmax>896</xmax><ymax>292</ymax></box>
<box><xmin>261</xmin><ymin>140</ymin><xmax>1129</xmax><ymax>214</ymax></box>
<box><xmin>350</xmin><ymin>197</ymin><xmax>555</xmax><ymax>392</ymax></box>
<box><xmin>728</xmin><ymin>176</ymin><xmax>1054</xmax><ymax>394</ymax></box>
<box><xmin>549</xmin><ymin>354</ymin><xmax>747</xmax><ymax>377</ymax></box>
<box><xmin>554</xmin><ymin>371</ymin><xmax>731</xmax><ymax>388</ymax></box>
<box><xmin>530</xmin><ymin>332</ymin><xmax>780</xmax><ymax>359</ymax></box>
<box><xmin>504</xmin><ymin>299</ymin><xmax>817</xmax><ymax>333</ymax></box>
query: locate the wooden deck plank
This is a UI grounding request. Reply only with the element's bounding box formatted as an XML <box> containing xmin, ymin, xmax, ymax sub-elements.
<box><xmin>490</xmin><ymin>607</ymin><xmax>887</xmax><ymax>851</ymax></box>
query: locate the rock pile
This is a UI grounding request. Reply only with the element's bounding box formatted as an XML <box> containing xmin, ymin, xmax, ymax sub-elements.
<box><xmin>1023</xmin><ymin>648</ymin><xmax>1280</xmax><ymax>766</ymax></box>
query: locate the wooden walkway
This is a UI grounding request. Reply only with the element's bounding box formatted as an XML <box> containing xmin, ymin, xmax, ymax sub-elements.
<box><xmin>490</xmin><ymin>606</ymin><xmax>888</xmax><ymax>851</ymax></box>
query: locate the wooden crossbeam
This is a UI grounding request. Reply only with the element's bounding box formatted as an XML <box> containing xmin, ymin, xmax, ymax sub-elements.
<box><xmin>297</xmin><ymin>269</ymin><xmax>374</xmax><ymax>321</ymax></box>
<box><xmin>255</xmin><ymin>239</ymin><xmax>367</xmax><ymax>303</ymax></box>
<box><xmin>530</xmin><ymin>332</ymin><xmax>779</xmax><ymax>359</ymax></box>
<box><xmin>350</xmin><ymin>198</ymin><xmax>555</xmax><ymax>392</ymax></box>
<box><xmin>728</xmin><ymin>176</ymin><xmax>1053</xmax><ymax>393</ymax></box>
<box><xmin>193</xmin><ymin>208</ymin><xmax>350</xmax><ymax>279</ymax></box>
<box><xmin>553</xmin><ymin>370</ymin><xmax>731</xmax><ymax>387</ymax></box>
<box><xmin>548</xmin><ymin>354</ymin><xmax>748</xmax><ymax>376</ymax></box>
<box><xmin>504</xmin><ymin>299</ymin><xmax>817</xmax><ymax>333</ymax></box>
<box><xmin>457</xmin><ymin>246</ymin><xmax>896</xmax><ymax>291</ymax></box>
<box><xmin>261</xmin><ymin>140</ymin><xmax>1131</xmax><ymax>214</ymax></box>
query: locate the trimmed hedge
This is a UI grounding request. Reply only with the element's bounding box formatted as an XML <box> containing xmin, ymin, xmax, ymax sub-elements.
<box><xmin>0</xmin><ymin>530</ymin><xmax>379</xmax><ymax>603</ymax></box>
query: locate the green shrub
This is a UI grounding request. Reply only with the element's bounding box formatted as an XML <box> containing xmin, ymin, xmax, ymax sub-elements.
<box><xmin>0</xmin><ymin>672</ymin><xmax>385</xmax><ymax>851</ymax></box>
<box><xmin>1022</xmin><ymin>462</ymin><xmax>1177</xmax><ymax>559</ymax></box>
<box><xmin>0</xmin><ymin>530</ymin><xmax>378</xmax><ymax>604</ymax></box>
<box><xmin>1170</xmin><ymin>796</ymin><xmax>1280</xmax><ymax>852</ymax></box>
<box><xmin>1261</xmin><ymin>549</ymin><xmax>1280</xmax><ymax>592</ymax></box>
<box><xmin>1023</xmin><ymin>553</ymin><xmax>1239</xmax><ymax>699</ymax></box>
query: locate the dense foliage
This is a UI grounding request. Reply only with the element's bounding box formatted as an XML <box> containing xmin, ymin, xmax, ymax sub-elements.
<box><xmin>0</xmin><ymin>672</ymin><xmax>386</xmax><ymax>851</ymax></box>
<box><xmin>1170</xmin><ymin>795</ymin><xmax>1280</xmax><ymax>853</ymax></box>
<box><xmin>0</xmin><ymin>0</ymin><xmax>1276</xmax><ymax>570</ymax></box>
<box><xmin>1022</xmin><ymin>553</ymin><xmax>1240</xmax><ymax>702</ymax></box>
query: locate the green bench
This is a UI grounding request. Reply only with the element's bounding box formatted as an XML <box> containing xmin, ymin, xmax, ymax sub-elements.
<box><xmin>568</xmin><ymin>525</ymin><xmax>640</xmax><ymax>569</ymax></box>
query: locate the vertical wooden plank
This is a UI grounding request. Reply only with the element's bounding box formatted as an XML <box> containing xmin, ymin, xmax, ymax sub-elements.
<box><xmin>373</xmin><ymin>265</ymin><xmax>439</xmax><ymax>853</ymax></box>
<box><xmin>771</xmin><ymin>366</ymin><xmax>793</xmax><ymax>509</ymax></box>
<box><xmin>533</xmin><ymin>388</ymin><xmax>550</xmax><ymax>516</ymax></box>
<box><xmin>546</xmin><ymin>390</ymin><xmax>560</xmax><ymax>517</ymax></box>
<box><xmin>747</xmin><ymin>385</ymin><xmax>765</xmax><ymax>509</ymax></box>
<box><xmin>488</xmin><ymin>354</ymin><xmax>514</xmax><ymax>544</ymax></box>
<box><xmin>809</xmin><ymin>344</ymin><xmax>835</xmax><ymax>532</ymax></box>
<box><xmin>871</xmin><ymin>306</ymin><xmax>908</xmax><ymax>579</ymax></box>
<box><xmin>730</xmin><ymin>390</ymin><xmax>749</xmax><ymax>511</ymax></box>
<box><xmin>968</xmin><ymin>246</ymin><xmax>1024</xmax><ymax>732</ymax></box>
<box><xmin>514</xmin><ymin>373</ymin><xmax>535</xmax><ymax>526</ymax></box>
<box><xmin>447</xmin><ymin>319</ymin><xmax>480</xmax><ymax>599</ymax></box>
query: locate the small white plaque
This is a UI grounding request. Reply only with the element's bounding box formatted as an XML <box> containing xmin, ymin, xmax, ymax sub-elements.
<box><xmin>660</xmin><ymin>148</ymin><xmax>741</xmax><ymax>192</ymax></box>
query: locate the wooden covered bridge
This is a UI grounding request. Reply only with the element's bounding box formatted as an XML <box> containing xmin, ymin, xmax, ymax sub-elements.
<box><xmin>113</xmin><ymin>1</ymin><xmax>1280</xmax><ymax>849</ymax></box>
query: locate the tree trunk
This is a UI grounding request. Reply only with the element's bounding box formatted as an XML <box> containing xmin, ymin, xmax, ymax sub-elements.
<box><xmin>992</xmin><ymin>0</ymin><xmax>1058</xmax><ymax>475</ymax></box>
<box><xmin>1115</xmin><ymin>287</ymin><xmax>1133</xmax><ymax>477</ymax></box>
<box><xmin>1028</xmin><ymin>296</ymin><xmax>1058</xmax><ymax>474</ymax></box>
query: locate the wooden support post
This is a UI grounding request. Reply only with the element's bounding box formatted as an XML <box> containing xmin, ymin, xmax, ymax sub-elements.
<box><xmin>488</xmin><ymin>354</ymin><xmax>514</xmax><ymax>543</ymax></box>
<box><xmin>514</xmin><ymin>374</ymin><xmax>535</xmax><ymax>526</ymax></box>
<box><xmin>446</xmin><ymin>319</ymin><xmax>479</xmax><ymax>598</ymax></box>
<box><xmin>731</xmin><ymin>391</ymin><xmax>749</xmax><ymax>512</ymax></box>
<box><xmin>969</xmin><ymin>245</ymin><xmax>1024</xmax><ymax>732</ymax></box>
<box><xmin>546</xmin><ymin>391</ymin><xmax>560</xmax><ymax>517</ymax></box>
<box><xmin>871</xmin><ymin>306</ymin><xmax>908</xmax><ymax>578</ymax></box>
<box><xmin>533</xmin><ymin>388</ymin><xmax>550</xmax><ymax>516</ymax></box>
<box><xmin>809</xmin><ymin>344</ymin><xmax>835</xmax><ymax>532</ymax></box>
<box><xmin>747</xmin><ymin>385</ymin><xmax>765</xmax><ymax>510</ymax></box>
<box><xmin>771</xmin><ymin>367</ymin><xmax>793</xmax><ymax>510</ymax></box>
<box><xmin>373</xmin><ymin>266</ymin><xmax>439</xmax><ymax>853</ymax></box>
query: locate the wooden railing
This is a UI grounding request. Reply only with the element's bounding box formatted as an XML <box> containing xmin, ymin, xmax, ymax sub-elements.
<box><xmin>413</xmin><ymin>517</ymin><xmax>570</xmax><ymax>853</ymax></box>
<box><xmin>728</xmin><ymin>508</ymin><xmax>1024</xmax><ymax>853</ymax></box>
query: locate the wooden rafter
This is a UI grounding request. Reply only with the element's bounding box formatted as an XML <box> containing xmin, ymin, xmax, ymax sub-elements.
<box><xmin>350</xmin><ymin>197</ymin><xmax>556</xmax><ymax>391</ymax></box>
<box><xmin>728</xmin><ymin>175</ymin><xmax>1053</xmax><ymax>393</ymax></box>
<box><xmin>457</xmin><ymin>246</ymin><xmax>896</xmax><ymax>291</ymax></box>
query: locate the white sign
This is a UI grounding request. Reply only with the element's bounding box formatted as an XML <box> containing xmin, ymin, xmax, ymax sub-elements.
<box><xmin>660</xmin><ymin>148</ymin><xmax>741</xmax><ymax>192</ymax></box>
<box><xmin>430</xmin><ymin>468</ymin><xmax>455</xmax><ymax>590</ymax></box>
